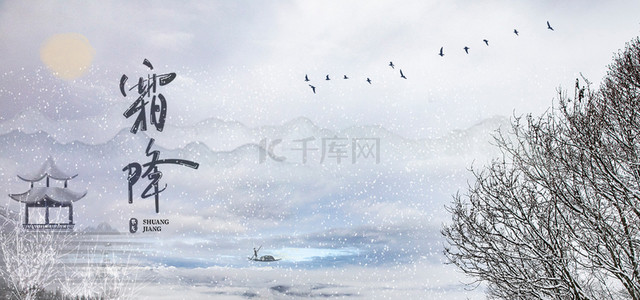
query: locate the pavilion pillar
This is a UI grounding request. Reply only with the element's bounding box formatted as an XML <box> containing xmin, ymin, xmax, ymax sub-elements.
<box><xmin>45</xmin><ymin>202</ymin><xmax>49</xmax><ymax>225</ymax></box>
<box><xmin>24</xmin><ymin>204</ymin><xmax>29</xmax><ymax>225</ymax></box>
<box><xmin>68</xmin><ymin>204</ymin><xmax>73</xmax><ymax>224</ymax></box>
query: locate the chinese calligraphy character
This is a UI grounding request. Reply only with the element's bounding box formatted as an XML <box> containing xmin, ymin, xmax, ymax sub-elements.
<box><xmin>120</xmin><ymin>58</ymin><xmax>176</xmax><ymax>134</ymax></box>
<box><xmin>123</xmin><ymin>138</ymin><xmax>199</xmax><ymax>213</ymax></box>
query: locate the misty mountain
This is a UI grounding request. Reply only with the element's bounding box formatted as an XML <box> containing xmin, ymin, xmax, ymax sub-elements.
<box><xmin>0</xmin><ymin>114</ymin><xmax>510</xmax><ymax>269</ymax></box>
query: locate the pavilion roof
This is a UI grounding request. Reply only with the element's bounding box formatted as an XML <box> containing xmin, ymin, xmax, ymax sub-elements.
<box><xmin>9</xmin><ymin>187</ymin><xmax>86</xmax><ymax>205</ymax></box>
<box><xmin>17</xmin><ymin>156</ymin><xmax>78</xmax><ymax>182</ymax></box>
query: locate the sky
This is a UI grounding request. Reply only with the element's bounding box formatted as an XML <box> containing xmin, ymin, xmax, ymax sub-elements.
<box><xmin>1</xmin><ymin>0</ymin><xmax>640</xmax><ymax>299</ymax></box>
<box><xmin>1</xmin><ymin>1</ymin><xmax>639</xmax><ymax>137</ymax></box>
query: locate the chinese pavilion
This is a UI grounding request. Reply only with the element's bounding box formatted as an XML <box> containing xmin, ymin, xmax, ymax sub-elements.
<box><xmin>9</xmin><ymin>157</ymin><xmax>86</xmax><ymax>230</ymax></box>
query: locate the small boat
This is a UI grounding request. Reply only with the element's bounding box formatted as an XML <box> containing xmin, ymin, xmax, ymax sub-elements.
<box><xmin>248</xmin><ymin>246</ymin><xmax>281</xmax><ymax>262</ymax></box>
<box><xmin>248</xmin><ymin>255</ymin><xmax>281</xmax><ymax>262</ymax></box>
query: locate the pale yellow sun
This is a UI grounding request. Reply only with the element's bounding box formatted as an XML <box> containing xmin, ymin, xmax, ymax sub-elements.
<box><xmin>40</xmin><ymin>33</ymin><xmax>95</xmax><ymax>80</ymax></box>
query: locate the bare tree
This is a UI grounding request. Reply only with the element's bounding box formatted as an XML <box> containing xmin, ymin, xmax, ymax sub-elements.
<box><xmin>59</xmin><ymin>241</ymin><xmax>148</xmax><ymax>300</ymax></box>
<box><xmin>443</xmin><ymin>37</ymin><xmax>640</xmax><ymax>299</ymax></box>
<box><xmin>0</xmin><ymin>212</ymin><xmax>74</xmax><ymax>300</ymax></box>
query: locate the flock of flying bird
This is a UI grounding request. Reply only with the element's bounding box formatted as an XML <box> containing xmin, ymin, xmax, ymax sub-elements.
<box><xmin>305</xmin><ymin>20</ymin><xmax>555</xmax><ymax>94</ymax></box>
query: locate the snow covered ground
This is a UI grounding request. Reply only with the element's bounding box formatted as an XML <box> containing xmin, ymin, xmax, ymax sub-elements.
<box><xmin>136</xmin><ymin>261</ymin><xmax>484</xmax><ymax>299</ymax></box>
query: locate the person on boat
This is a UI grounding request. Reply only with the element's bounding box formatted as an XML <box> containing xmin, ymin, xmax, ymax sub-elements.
<box><xmin>253</xmin><ymin>248</ymin><xmax>259</xmax><ymax>259</ymax></box>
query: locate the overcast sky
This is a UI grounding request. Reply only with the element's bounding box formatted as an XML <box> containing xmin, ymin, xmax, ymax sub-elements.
<box><xmin>1</xmin><ymin>1</ymin><xmax>639</xmax><ymax>138</ymax></box>
<box><xmin>1</xmin><ymin>1</ymin><xmax>640</xmax><ymax>298</ymax></box>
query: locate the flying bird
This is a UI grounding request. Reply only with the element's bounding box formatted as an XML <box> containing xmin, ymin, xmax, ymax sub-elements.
<box><xmin>547</xmin><ymin>21</ymin><xmax>554</xmax><ymax>31</ymax></box>
<box><xmin>309</xmin><ymin>84</ymin><xmax>316</xmax><ymax>94</ymax></box>
<box><xmin>305</xmin><ymin>74</ymin><xmax>309</xmax><ymax>82</ymax></box>
<box><xmin>483</xmin><ymin>39</ymin><xmax>489</xmax><ymax>46</ymax></box>
<box><xmin>400</xmin><ymin>69</ymin><xmax>407</xmax><ymax>79</ymax></box>
<box><xmin>389</xmin><ymin>61</ymin><xmax>395</xmax><ymax>69</ymax></box>
<box><xmin>366</xmin><ymin>78</ymin><xmax>372</xmax><ymax>84</ymax></box>
<box><xmin>514</xmin><ymin>29</ymin><xmax>519</xmax><ymax>36</ymax></box>
<box><xmin>343</xmin><ymin>75</ymin><xmax>349</xmax><ymax>79</ymax></box>
<box><xmin>464</xmin><ymin>46</ymin><xmax>470</xmax><ymax>54</ymax></box>
<box><xmin>439</xmin><ymin>47</ymin><xmax>444</xmax><ymax>57</ymax></box>
<box><xmin>325</xmin><ymin>75</ymin><xmax>330</xmax><ymax>80</ymax></box>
